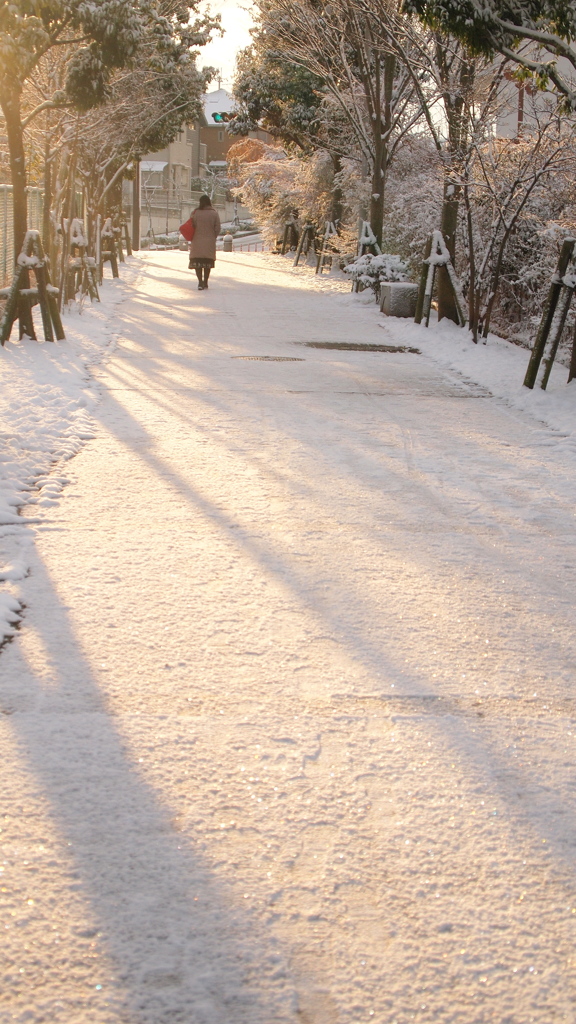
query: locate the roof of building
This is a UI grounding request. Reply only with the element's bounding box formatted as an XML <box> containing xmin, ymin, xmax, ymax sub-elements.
<box><xmin>141</xmin><ymin>161</ymin><xmax>167</xmax><ymax>172</ymax></box>
<box><xmin>203</xmin><ymin>88</ymin><xmax>236</xmax><ymax>124</ymax></box>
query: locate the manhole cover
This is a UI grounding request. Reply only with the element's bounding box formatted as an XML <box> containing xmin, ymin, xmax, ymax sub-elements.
<box><xmin>232</xmin><ymin>356</ymin><xmax>305</xmax><ymax>361</ymax></box>
<box><xmin>304</xmin><ymin>342</ymin><xmax>420</xmax><ymax>354</ymax></box>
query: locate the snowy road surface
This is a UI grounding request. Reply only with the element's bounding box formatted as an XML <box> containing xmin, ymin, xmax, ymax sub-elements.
<box><xmin>2</xmin><ymin>251</ymin><xmax>576</xmax><ymax>1024</ymax></box>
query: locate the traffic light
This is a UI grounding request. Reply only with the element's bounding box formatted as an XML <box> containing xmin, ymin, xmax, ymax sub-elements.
<box><xmin>212</xmin><ymin>112</ymin><xmax>232</xmax><ymax>123</ymax></box>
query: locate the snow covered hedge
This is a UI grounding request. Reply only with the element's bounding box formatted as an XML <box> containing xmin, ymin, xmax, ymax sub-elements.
<box><xmin>343</xmin><ymin>253</ymin><xmax>410</xmax><ymax>296</ymax></box>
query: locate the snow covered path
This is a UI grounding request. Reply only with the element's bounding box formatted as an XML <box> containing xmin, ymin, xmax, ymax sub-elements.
<box><xmin>2</xmin><ymin>251</ymin><xmax>576</xmax><ymax>1024</ymax></box>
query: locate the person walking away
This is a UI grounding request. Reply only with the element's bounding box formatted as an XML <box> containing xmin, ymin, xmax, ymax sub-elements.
<box><xmin>188</xmin><ymin>195</ymin><xmax>221</xmax><ymax>289</ymax></box>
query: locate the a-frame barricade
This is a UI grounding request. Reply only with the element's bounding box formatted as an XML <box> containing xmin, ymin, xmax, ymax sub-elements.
<box><xmin>293</xmin><ymin>223</ymin><xmax>316</xmax><ymax>267</ymax></box>
<box><xmin>122</xmin><ymin>222</ymin><xmax>132</xmax><ymax>257</ymax></box>
<box><xmin>357</xmin><ymin>221</ymin><xmax>381</xmax><ymax>257</ymax></box>
<box><xmin>64</xmin><ymin>218</ymin><xmax>100</xmax><ymax>304</ymax></box>
<box><xmin>99</xmin><ymin>218</ymin><xmax>120</xmax><ymax>283</ymax></box>
<box><xmin>414</xmin><ymin>230</ymin><xmax>466</xmax><ymax>328</ymax></box>
<box><xmin>315</xmin><ymin>221</ymin><xmax>339</xmax><ymax>275</ymax></box>
<box><xmin>280</xmin><ymin>219</ymin><xmax>299</xmax><ymax>255</ymax></box>
<box><xmin>353</xmin><ymin>221</ymin><xmax>382</xmax><ymax>292</ymax></box>
<box><xmin>0</xmin><ymin>230</ymin><xmax>65</xmax><ymax>346</ymax></box>
<box><xmin>524</xmin><ymin>237</ymin><xmax>576</xmax><ymax>390</ymax></box>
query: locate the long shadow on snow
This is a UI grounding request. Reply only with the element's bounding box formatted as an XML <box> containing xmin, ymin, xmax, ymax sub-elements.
<box><xmin>87</xmin><ymin>371</ymin><xmax>576</xmax><ymax>884</ymax></box>
<box><xmin>0</xmin><ymin>549</ymin><xmax>296</xmax><ymax>1024</ymax></box>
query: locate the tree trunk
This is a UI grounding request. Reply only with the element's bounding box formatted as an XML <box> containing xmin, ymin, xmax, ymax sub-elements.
<box><xmin>369</xmin><ymin>163</ymin><xmax>385</xmax><ymax>248</ymax></box>
<box><xmin>368</xmin><ymin>52</ymin><xmax>395</xmax><ymax>249</ymax></box>
<box><xmin>434</xmin><ymin>38</ymin><xmax>475</xmax><ymax>324</ymax></box>
<box><xmin>463</xmin><ymin>180</ymin><xmax>478</xmax><ymax>342</ymax></box>
<box><xmin>1</xmin><ymin>86</ymin><xmax>36</xmax><ymax>338</ymax></box>
<box><xmin>330</xmin><ymin>154</ymin><xmax>343</xmax><ymax>226</ymax></box>
<box><xmin>43</xmin><ymin>137</ymin><xmax>53</xmax><ymax>262</ymax></box>
<box><xmin>1</xmin><ymin>88</ymin><xmax>28</xmax><ymax>258</ymax></box>
<box><xmin>437</xmin><ymin>174</ymin><xmax>461</xmax><ymax>323</ymax></box>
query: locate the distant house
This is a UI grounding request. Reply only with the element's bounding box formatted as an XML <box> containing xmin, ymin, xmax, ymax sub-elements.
<box><xmin>200</xmin><ymin>88</ymin><xmax>272</xmax><ymax>174</ymax></box>
<box><xmin>131</xmin><ymin>125</ymin><xmax>211</xmax><ymax>238</ymax></box>
<box><xmin>496</xmin><ymin>50</ymin><xmax>576</xmax><ymax>139</ymax></box>
<box><xmin>141</xmin><ymin>125</ymin><xmax>205</xmax><ymax>194</ymax></box>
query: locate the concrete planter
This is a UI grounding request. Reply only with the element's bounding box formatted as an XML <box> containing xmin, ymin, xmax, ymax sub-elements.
<box><xmin>380</xmin><ymin>282</ymin><xmax>418</xmax><ymax>318</ymax></box>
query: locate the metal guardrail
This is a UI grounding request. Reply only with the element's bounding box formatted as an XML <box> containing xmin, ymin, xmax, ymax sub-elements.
<box><xmin>216</xmin><ymin>233</ymin><xmax>265</xmax><ymax>253</ymax></box>
<box><xmin>139</xmin><ymin>194</ymin><xmax>228</xmax><ymax>238</ymax></box>
<box><xmin>235</xmin><ymin>239</ymin><xmax>264</xmax><ymax>252</ymax></box>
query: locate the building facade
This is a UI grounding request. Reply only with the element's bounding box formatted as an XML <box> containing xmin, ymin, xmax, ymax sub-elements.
<box><xmin>128</xmin><ymin>88</ymin><xmax>271</xmax><ymax>240</ymax></box>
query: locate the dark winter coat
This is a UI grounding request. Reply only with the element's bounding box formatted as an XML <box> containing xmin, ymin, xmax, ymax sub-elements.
<box><xmin>190</xmin><ymin>207</ymin><xmax>221</xmax><ymax>260</ymax></box>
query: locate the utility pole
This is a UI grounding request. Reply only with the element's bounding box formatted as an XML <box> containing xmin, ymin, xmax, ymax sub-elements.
<box><xmin>132</xmin><ymin>161</ymin><xmax>140</xmax><ymax>251</ymax></box>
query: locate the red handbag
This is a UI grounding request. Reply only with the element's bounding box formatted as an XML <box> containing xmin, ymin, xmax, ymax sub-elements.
<box><xmin>179</xmin><ymin>218</ymin><xmax>195</xmax><ymax>242</ymax></box>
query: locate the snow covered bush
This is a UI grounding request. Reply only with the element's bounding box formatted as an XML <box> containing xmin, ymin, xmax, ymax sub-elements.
<box><xmin>459</xmin><ymin>124</ymin><xmax>576</xmax><ymax>342</ymax></box>
<box><xmin>332</xmin><ymin>159</ymin><xmax>373</xmax><ymax>228</ymax></box>
<box><xmin>343</xmin><ymin>253</ymin><xmax>410</xmax><ymax>296</ymax></box>
<box><xmin>228</xmin><ymin>140</ymin><xmax>300</xmax><ymax>245</ymax></box>
<box><xmin>379</xmin><ymin>140</ymin><xmax>443</xmax><ymax>275</ymax></box>
<box><xmin>229</xmin><ymin>141</ymin><xmax>339</xmax><ymax>247</ymax></box>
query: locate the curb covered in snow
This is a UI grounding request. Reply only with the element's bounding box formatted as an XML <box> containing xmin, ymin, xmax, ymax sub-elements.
<box><xmin>0</xmin><ymin>258</ymin><xmax>144</xmax><ymax>644</ymax></box>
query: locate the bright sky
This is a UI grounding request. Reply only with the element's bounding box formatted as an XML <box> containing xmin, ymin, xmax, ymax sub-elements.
<box><xmin>198</xmin><ymin>1</ymin><xmax>255</xmax><ymax>90</ymax></box>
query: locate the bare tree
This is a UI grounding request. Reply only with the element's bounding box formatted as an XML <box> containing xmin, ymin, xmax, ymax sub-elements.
<box><xmin>0</xmin><ymin>0</ymin><xmax>217</xmax><ymax>257</ymax></box>
<box><xmin>355</xmin><ymin>0</ymin><xmax>510</xmax><ymax>320</ymax></box>
<box><xmin>19</xmin><ymin>9</ymin><xmax>214</xmax><ymax>281</ymax></box>
<box><xmin>405</xmin><ymin>0</ymin><xmax>576</xmax><ymax>110</ymax></box>
<box><xmin>462</xmin><ymin>109</ymin><xmax>576</xmax><ymax>341</ymax></box>
<box><xmin>251</xmin><ymin>0</ymin><xmax>425</xmax><ymax>245</ymax></box>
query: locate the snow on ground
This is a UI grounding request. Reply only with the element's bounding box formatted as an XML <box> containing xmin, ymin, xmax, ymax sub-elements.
<box><xmin>1</xmin><ymin>250</ymin><xmax>576</xmax><ymax>1024</ymax></box>
<box><xmin>0</xmin><ymin>264</ymin><xmax>142</xmax><ymax>643</ymax></box>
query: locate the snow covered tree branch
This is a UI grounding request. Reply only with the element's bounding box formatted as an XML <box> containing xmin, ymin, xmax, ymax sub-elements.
<box><xmin>404</xmin><ymin>0</ymin><xmax>576</xmax><ymax>108</ymax></box>
<box><xmin>248</xmin><ymin>0</ymin><xmax>426</xmax><ymax>245</ymax></box>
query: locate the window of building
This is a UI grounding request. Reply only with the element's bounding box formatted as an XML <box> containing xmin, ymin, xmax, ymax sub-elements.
<box><xmin>218</xmin><ymin>130</ymin><xmax>224</xmax><ymax>141</ymax></box>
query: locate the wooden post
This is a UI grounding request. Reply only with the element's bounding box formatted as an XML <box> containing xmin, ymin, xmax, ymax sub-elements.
<box><xmin>423</xmin><ymin>262</ymin><xmax>437</xmax><ymax>328</ymax></box>
<box><xmin>524</xmin><ymin>237</ymin><xmax>575</xmax><ymax>389</ymax></box>
<box><xmin>109</xmin><ymin>246</ymin><xmax>119</xmax><ymax>278</ymax></box>
<box><xmin>96</xmin><ymin>214</ymin><xmax>102</xmax><ymax>284</ymax></box>
<box><xmin>536</xmin><ymin>283</ymin><xmax>575</xmax><ymax>390</ymax></box>
<box><xmin>280</xmin><ymin>223</ymin><xmax>293</xmax><ymax>255</ymax></box>
<box><xmin>47</xmin><ymin>286</ymin><xmax>65</xmax><ymax>340</ymax></box>
<box><xmin>0</xmin><ymin>264</ymin><xmax>24</xmax><ymax>345</ymax></box>
<box><xmin>293</xmin><ymin>224</ymin><xmax>314</xmax><ymax>267</ymax></box>
<box><xmin>316</xmin><ymin>221</ymin><xmax>338</xmax><ymax>275</ymax></box>
<box><xmin>415</xmin><ymin>235</ymin><xmax>433</xmax><ymax>324</ymax></box>
<box><xmin>568</xmin><ymin>321</ymin><xmax>576</xmax><ymax>384</ymax></box>
<box><xmin>123</xmin><ymin>222</ymin><xmax>132</xmax><ymax>257</ymax></box>
<box><xmin>0</xmin><ymin>230</ymin><xmax>64</xmax><ymax>345</ymax></box>
<box><xmin>35</xmin><ymin>262</ymin><xmax>55</xmax><ymax>342</ymax></box>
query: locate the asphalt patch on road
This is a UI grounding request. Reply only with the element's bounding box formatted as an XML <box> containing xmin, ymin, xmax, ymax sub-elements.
<box><xmin>303</xmin><ymin>342</ymin><xmax>421</xmax><ymax>354</ymax></box>
<box><xmin>232</xmin><ymin>356</ymin><xmax>305</xmax><ymax>361</ymax></box>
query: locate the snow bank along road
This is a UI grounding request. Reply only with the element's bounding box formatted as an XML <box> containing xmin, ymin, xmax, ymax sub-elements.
<box><xmin>2</xmin><ymin>250</ymin><xmax>576</xmax><ymax>1024</ymax></box>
